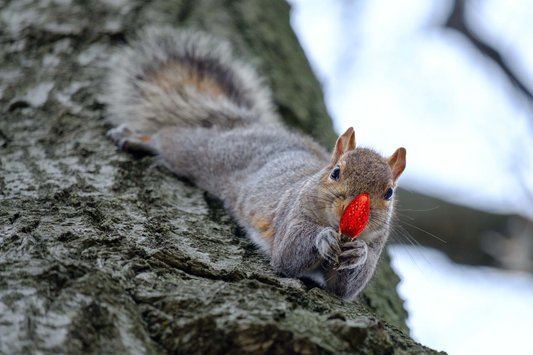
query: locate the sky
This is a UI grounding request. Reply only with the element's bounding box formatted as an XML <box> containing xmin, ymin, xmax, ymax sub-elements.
<box><xmin>288</xmin><ymin>0</ymin><xmax>533</xmax><ymax>219</ymax></box>
<box><xmin>287</xmin><ymin>0</ymin><xmax>533</xmax><ymax>354</ymax></box>
<box><xmin>389</xmin><ymin>245</ymin><xmax>533</xmax><ymax>355</ymax></box>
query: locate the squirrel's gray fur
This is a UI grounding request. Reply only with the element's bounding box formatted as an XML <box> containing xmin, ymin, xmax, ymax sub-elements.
<box><xmin>106</xmin><ymin>27</ymin><xmax>281</xmax><ymax>135</ymax></box>
<box><xmin>105</xmin><ymin>27</ymin><xmax>407</xmax><ymax>301</ymax></box>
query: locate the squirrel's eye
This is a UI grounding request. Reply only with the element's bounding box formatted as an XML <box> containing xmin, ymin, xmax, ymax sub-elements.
<box><xmin>383</xmin><ymin>187</ymin><xmax>394</xmax><ymax>200</ymax></box>
<box><xmin>330</xmin><ymin>166</ymin><xmax>341</xmax><ymax>181</ymax></box>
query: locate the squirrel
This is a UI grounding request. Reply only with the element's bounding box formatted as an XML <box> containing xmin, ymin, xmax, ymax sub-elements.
<box><xmin>105</xmin><ymin>27</ymin><xmax>406</xmax><ymax>301</ymax></box>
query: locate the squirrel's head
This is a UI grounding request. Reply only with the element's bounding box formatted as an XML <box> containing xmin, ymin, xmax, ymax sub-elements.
<box><xmin>316</xmin><ymin>127</ymin><xmax>406</xmax><ymax>239</ymax></box>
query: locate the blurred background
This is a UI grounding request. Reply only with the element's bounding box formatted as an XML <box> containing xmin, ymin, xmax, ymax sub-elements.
<box><xmin>287</xmin><ymin>0</ymin><xmax>533</xmax><ymax>354</ymax></box>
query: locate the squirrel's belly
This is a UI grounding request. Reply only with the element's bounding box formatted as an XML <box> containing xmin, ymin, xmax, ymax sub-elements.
<box><xmin>243</xmin><ymin>225</ymin><xmax>273</xmax><ymax>255</ymax></box>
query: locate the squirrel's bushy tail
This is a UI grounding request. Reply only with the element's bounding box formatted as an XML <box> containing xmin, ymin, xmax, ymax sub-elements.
<box><xmin>106</xmin><ymin>27</ymin><xmax>280</xmax><ymax>134</ymax></box>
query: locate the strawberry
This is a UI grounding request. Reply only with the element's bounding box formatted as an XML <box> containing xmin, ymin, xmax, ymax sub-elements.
<box><xmin>339</xmin><ymin>192</ymin><xmax>370</xmax><ymax>238</ymax></box>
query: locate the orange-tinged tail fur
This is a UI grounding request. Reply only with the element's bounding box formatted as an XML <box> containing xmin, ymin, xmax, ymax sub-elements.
<box><xmin>105</xmin><ymin>27</ymin><xmax>281</xmax><ymax>135</ymax></box>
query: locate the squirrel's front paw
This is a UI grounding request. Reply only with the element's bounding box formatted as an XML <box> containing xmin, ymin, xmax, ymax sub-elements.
<box><xmin>335</xmin><ymin>239</ymin><xmax>368</xmax><ymax>270</ymax></box>
<box><xmin>315</xmin><ymin>227</ymin><xmax>341</xmax><ymax>263</ymax></box>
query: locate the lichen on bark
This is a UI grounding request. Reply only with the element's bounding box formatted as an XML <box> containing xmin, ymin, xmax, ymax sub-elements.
<box><xmin>0</xmin><ymin>0</ymin><xmax>444</xmax><ymax>353</ymax></box>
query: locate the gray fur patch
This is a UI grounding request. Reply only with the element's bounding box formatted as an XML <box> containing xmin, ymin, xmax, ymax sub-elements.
<box><xmin>105</xmin><ymin>27</ymin><xmax>281</xmax><ymax>135</ymax></box>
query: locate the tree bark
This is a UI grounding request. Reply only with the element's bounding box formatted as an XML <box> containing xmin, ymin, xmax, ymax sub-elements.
<box><xmin>0</xmin><ymin>0</ymin><xmax>443</xmax><ymax>353</ymax></box>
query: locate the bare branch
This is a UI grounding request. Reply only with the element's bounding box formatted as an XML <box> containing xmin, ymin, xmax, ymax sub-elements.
<box><xmin>443</xmin><ymin>0</ymin><xmax>533</xmax><ymax>102</ymax></box>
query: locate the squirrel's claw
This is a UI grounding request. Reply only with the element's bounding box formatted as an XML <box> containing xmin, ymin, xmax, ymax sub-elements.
<box><xmin>315</xmin><ymin>227</ymin><xmax>341</xmax><ymax>264</ymax></box>
<box><xmin>107</xmin><ymin>124</ymin><xmax>133</xmax><ymax>142</ymax></box>
<box><xmin>334</xmin><ymin>240</ymin><xmax>368</xmax><ymax>271</ymax></box>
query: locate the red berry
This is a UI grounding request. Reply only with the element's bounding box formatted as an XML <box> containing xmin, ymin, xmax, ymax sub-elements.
<box><xmin>339</xmin><ymin>193</ymin><xmax>370</xmax><ymax>238</ymax></box>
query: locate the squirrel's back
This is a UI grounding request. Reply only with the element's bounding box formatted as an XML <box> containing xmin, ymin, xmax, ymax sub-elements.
<box><xmin>106</xmin><ymin>27</ymin><xmax>281</xmax><ymax>135</ymax></box>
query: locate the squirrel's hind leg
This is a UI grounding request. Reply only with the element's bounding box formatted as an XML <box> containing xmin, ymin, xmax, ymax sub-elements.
<box><xmin>107</xmin><ymin>124</ymin><xmax>158</xmax><ymax>156</ymax></box>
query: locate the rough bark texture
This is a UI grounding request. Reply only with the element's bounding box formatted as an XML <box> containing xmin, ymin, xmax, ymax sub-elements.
<box><xmin>0</xmin><ymin>0</ymin><xmax>443</xmax><ymax>354</ymax></box>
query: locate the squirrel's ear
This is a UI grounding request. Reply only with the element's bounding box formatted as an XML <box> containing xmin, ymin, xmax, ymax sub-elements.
<box><xmin>332</xmin><ymin>127</ymin><xmax>356</xmax><ymax>163</ymax></box>
<box><xmin>388</xmin><ymin>147</ymin><xmax>406</xmax><ymax>182</ymax></box>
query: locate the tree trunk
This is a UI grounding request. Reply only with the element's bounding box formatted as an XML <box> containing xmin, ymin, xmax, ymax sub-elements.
<box><xmin>0</xmin><ymin>0</ymin><xmax>443</xmax><ymax>353</ymax></box>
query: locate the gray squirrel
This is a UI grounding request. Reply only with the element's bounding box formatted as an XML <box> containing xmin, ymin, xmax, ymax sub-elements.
<box><xmin>105</xmin><ymin>27</ymin><xmax>406</xmax><ymax>301</ymax></box>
